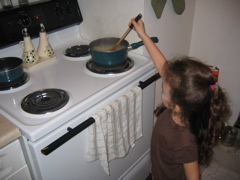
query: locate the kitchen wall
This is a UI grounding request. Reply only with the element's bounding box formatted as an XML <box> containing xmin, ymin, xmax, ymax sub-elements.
<box><xmin>189</xmin><ymin>0</ymin><xmax>240</xmax><ymax>125</ymax></box>
<box><xmin>78</xmin><ymin>0</ymin><xmax>239</xmax><ymax>125</ymax></box>
<box><xmin>78</xmin><ymin>0</ymin><xmax>145</xmax><ymax>55</ymax></box>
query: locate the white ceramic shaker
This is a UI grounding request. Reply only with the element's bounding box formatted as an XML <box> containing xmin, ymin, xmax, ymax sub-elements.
<box><xmin>37</xmin><ymin>23</ymin><xmax>55</xmax><ymax>62</ymax></box>
<box><xmin>19</xmin><ymin>28</ymin><xmax>39</xmax><ymax>68</ymax></box>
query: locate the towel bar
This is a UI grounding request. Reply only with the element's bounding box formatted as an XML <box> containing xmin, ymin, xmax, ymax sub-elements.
<box><xmin>41</xmin><ymin>73</ymin><xmax>160</xmax><ymax>155</ymax></box>
<box><xmin>138</xmin><ymin>73</ymin><xmax>160</xmax><ymax>89</ymax></box>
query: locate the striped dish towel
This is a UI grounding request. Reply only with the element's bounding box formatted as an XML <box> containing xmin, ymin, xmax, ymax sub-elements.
<box><xmin>86</xmin><ymin>87</ymin><xmax>143</xmax><ymax>175</ymax></box>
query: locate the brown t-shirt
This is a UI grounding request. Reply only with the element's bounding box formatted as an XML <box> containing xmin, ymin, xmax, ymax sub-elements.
<box><xmin>151</xmin><ymin>109</ymin><xmax>198</xmax><ymax>180</ymax></box>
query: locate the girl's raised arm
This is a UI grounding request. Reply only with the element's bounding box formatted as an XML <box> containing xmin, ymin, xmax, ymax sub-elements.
<box><xmin>131</xmin><ymin>19</ymin><xmax>167</xmax><ymax>77</ymax></box>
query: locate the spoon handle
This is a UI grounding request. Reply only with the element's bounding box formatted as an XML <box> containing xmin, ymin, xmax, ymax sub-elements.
<box><xmin>129</xmin><ymin>14</ymin><xmax>142</xmax><ymax>29</ymax></box>
<box><xmin>109</xmin><ymin>14</ymin><xmax>142</xmax><ymax>51</ymax></box>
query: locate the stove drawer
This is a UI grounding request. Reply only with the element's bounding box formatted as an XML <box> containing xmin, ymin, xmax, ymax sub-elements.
<box><xmin>0</xmin><ymin>139</ymin><xmax>31</xmax><ymax>180</ymax></box>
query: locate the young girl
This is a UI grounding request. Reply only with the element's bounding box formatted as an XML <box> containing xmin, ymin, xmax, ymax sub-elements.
<box><xmin>130</xmin><ymin>19</ymin><xmax>230</xmax><ymax>180</ymax></box>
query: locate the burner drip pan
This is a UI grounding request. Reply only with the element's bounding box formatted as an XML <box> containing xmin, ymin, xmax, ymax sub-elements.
<box><xmin>21</xmin><ymin>89</ymin><xmax>69</xmax><ymax>114</ymax></box>
<box><xmin>86</xmin><ymin>58</ymin><xmax>134</xmax><ymax>74</ymax></box>
<box><xmin>0</xmin><ymin>73</ymin><xmax>29</xmax><ymax>91</ymax></box>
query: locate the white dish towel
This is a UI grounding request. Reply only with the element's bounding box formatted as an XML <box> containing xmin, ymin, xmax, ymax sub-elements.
<box><xmin>86</xmin><ymin>87</ymin><xmax>143</xmax><ymax>175</ymax></box>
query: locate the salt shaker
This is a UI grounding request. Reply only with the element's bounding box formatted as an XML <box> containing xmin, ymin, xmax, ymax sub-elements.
<box><xmin>19</xmin><ymin>28</ymin><xmax>39</xmax><ymax>68</ymax></box>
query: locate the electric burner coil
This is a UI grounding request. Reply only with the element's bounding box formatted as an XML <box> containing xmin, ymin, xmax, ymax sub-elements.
<box><xmin>65</xmin><ymin>45</ymin><xmax>90</xmax><ymax>57</ymax></box>
<box><xmin>21</xmin><ymin>89</ymin><xmax>69</xmax><ymax>114</ymax></box>
<box><xmin>86</xmin><ymin>58</ymin><xmax>134</xmax><ymax>74</ymax></box>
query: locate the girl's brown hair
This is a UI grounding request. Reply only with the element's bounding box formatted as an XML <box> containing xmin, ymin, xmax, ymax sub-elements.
<box><xmin>163</xmin><ymin>57</ymin><xmax>230</xmax><ymax>165</ymax></box>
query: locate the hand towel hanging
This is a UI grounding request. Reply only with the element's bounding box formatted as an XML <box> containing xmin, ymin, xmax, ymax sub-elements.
<box><xmin>86</xmin><ymin>87</ymin><xmax>142</xmax><ymax>175</ymax></box>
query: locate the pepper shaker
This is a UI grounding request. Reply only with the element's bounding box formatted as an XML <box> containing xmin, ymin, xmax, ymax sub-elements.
<box><xmin>37</xmin><ymin>23</ymin><xmax>55</xmax><ymax>61</ymax></box>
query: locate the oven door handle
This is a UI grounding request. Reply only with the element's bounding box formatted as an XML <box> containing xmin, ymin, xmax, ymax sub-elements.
<box><xmin>41</xmin><ymin>117</ymin><xmax>95</xmax><ymax>156</ymax></box>
<box><xmin>41</xmin><ymin>73</ymin><xmax>160</xmax><ymax>156</ymax></box>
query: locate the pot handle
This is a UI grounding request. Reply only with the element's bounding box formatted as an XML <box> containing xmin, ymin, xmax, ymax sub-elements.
<box><xmin>128</xmin><ymin>37</ymin><xmax>159</xmax><ymax>50</ymax></box>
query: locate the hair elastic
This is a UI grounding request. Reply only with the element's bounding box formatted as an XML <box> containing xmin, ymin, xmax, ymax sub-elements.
<box><xmin>210</xmin><ymin>83</ymin><xmax>219</xmax><ymax>91</ymax></box>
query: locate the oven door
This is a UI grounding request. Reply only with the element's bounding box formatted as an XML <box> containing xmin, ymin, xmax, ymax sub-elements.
<box><xmin>23</xmin><ymin>69</ymin><xmax>157</xmax><ymax>180</ymax></box>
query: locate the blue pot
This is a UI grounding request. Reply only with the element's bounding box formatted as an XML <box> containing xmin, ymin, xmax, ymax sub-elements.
<box><xmin>89</xmin><ymin>37</ymin><xmax>158</xmax><ymax>67</ymax></box>
<box><xmin>0</xmin><ymin>57</ymin><xmax>24</xmax><ymax>84</ymax></box>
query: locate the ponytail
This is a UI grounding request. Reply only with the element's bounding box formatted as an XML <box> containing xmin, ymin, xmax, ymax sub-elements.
<box><xmin>197</xmin><ymin>85</ymin><xmax>230</xmax><ymax>165</ymax></box>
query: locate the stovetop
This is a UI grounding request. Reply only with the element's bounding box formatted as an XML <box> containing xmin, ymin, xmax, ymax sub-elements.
<box><xmin>0</xmin><ymin>25</ymin><xmax>155</xmax><ymax>142</ymax></box>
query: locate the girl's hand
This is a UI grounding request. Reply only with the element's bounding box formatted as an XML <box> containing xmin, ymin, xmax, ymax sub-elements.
<box><xmin>129</xmin><ymin>17</ymin><xmax>167</xmax><ymax>76</ymax></box>
<box><xmin>129</xmin><ymin>19</ymin><xmax>147</xmax><ymax>39</ymax></box>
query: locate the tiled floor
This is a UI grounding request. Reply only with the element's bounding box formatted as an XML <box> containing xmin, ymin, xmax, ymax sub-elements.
<box><xmin>201</xmin><ymin>143</ymin><xmax>240</xmax><ymax>180</ymax></box>
<box><xmin>201</xmin><ymin>159</ymin><xmax>240</xmax><ymax>180</ymax></box>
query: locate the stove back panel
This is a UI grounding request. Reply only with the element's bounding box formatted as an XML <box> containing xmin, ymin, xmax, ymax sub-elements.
<box><xmin>0</xmin><ymin>0</ymin><xmax>83</xmax><ymax>49</ymax></box>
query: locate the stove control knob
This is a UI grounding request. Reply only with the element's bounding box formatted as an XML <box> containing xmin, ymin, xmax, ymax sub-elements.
<box><xmin>18</xmin><ymin>13</ymin><xmax>31</xmax><ymax>27</ymax></box>
<box><xmin>56</xmin><ymin>6</ymin><xmax>64</xmax><ymax>18</ymax></box>
<box><xmin>66</xmin><ymin>3</ymin><xmax>74</xmax><ymax>16</ymax></box>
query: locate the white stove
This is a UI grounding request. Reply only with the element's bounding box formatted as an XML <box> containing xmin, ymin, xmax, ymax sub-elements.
<box><xmin>0</xmin><ymin>25</ymin><xmax>154</xmax><ymax>142</ymax></box>
<box><xmin>0</xmin><ymin>0</ymin><xmax>159</xmax><ymax>179</ymax></box>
